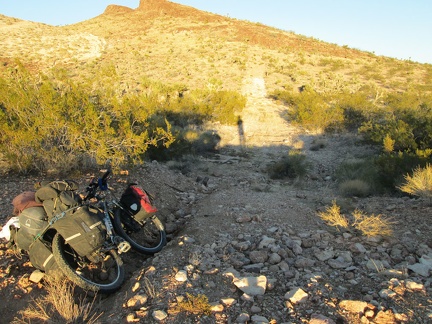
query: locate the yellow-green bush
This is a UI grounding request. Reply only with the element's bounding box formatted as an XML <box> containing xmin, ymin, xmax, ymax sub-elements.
<box><xmin>0</xmin><ymin>64</ymin><xmax>170</xmax><ymax>173</ymax></box>
<box><xmin>0</xmin><ymin>63</ymin><xmax>245</xmax><ymax>174</ymax></box>
<box><xmin>284</xmin><ymin>88</ymin><xmax>344</xmax><ymax>132</ymax></box>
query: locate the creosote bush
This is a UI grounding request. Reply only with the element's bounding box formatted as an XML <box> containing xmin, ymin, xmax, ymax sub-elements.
<box><xmin>335</xmin><ymin>159</ymin><xmax>381</xmax><ymax>195</ymax></box>
<box><xmin>339</xmin><ymin>179</ymin><xmax>371</xmax><ymax>197</ymax></box>
<box><xmin>0</xmin><ymin>63</ymin><xmax>245</xmax><ymax>174</ymax></box>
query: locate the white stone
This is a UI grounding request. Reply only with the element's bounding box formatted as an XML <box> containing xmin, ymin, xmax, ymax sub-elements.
<box><xmin>314</xmin><ymin>249</ymin><xmax>335</xmax><ymax>261</ymax></box>
<box><xmin>251</xmin><ymin>315</ymin><xmax>269</xmax><ymax>323</ymax></box>
<box><xmin>405</xmin><ymin>280</ymin><xmax>425</xmax><ymax>291</ymax></box>
<box><xmin>379</xmin><ymin>289</ymin><xmax>397</xmax><ymax>299</ymax></box>
<box><xmin>126</xmin><ymin>294</ymin><xmax>148</xmax><ymax>308</ymax></box>
<box><xmin>234</xmin><ymin>275</ymin><xmax>267</xmax><ymax>296</ymax></box>
<box><xmin>175</xmin><ymin>270</ymin><xmax>188</xmax><ymax>282</ymax></box>
<box><xmin>152</xmin><ymin>310</ymin><xmax>167</xmax><ymax>321</ymax></box>
<box><xmin>284</xmin><ymin>287</ymin><xmax>308</xmax><ymax>304</ymax></box>
<box><xmin>29</xmin><ymin>270</ymin><xmax>45</xmax><ymax>283</ymax></box>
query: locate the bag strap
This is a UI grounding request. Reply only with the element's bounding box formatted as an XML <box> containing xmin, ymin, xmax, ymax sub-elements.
<box><xmin>29</xmin><ymin>205</ymin><xmax>81</xmax><ymax>249</ymax></box>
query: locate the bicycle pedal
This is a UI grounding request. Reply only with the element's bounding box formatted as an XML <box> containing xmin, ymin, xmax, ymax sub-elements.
<box><xmin>117</xmin><ymin>241</ymin><xmax>131</xmax><ymax>254</ymax></box>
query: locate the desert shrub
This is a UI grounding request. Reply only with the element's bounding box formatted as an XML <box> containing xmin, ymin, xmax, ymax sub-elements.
<box><xmin>191</xmin><ymin>130</ymin><xmax>221</xmax><ymax>153</ymax></box>
<box><xmin>0</xmin><ymin>64</ymin><xmax>174</xmax><ymax>174</ymax></box>
<box><xmin>271</xmin><ymin>88</ymin><xmax>377</xmax><ymax>133</ymax></box>
<box><xmin>286</xmin><ymin>88</ymin><xmax>344</xmax><ymax>132</ymax></box>
<box><xmin>0</xmin><ymin>64</ymin><xmax>245</xmax><ymax>173</ymax></box>
<box><xmin>339</xmin><ymin>179</ymin><xmax>371</xmax><ymax>197</ymax></box>
<box><xmin>309</xmin><ymin>138</ymin><xmax>327</xmax><ymax>151</ymax></box>
<box><xmin>318</xmin><ymin>200</ymin><xmax>349</xmax><ymax>229</ymax></box>
<box><xmin>157</xmin><ymin>87</ymin><xmax>246</xmax><ymax>126</ymax></box>
<box><xmin>359</xmin><ymin>92</ymin><xmax>432</xmax><ymax>152</ymax></box>
<box><xmin>172</xmin><ymin>293</ymin><xmax>212</xmax><ymax>316</ymax></box>
<box><xmin>146</xmin><ymin>124</ymin><xmax>221</xmax><ymax>161</ymax></box>
<box><xmin>335</xmin><ymin>158</ymin><xmax>382</xmax><ymax>194</ymax></box>
<box><xmin>337</xmin><ymin>90</ymin><xmax>377</xmax><ymax>131</ymax></box>
<box><xmin>266</xmin><ymin>150</ymin><xmax>309</xmax><ymax>179</ymax></box>
<box><xmin>271</xmin><ymin>88</ymin><xmax>336</xmax><ymax>131</ymax></box>
<box><xmin>359</xmin><ymin>118</ymin><xmax>417</xmax><ymax>152</ymax></box>
<box><xmin>319</xmin><ymin>201</ymin><xmax>394</xmax><ymax>237</ymax></box>
<box><xmin>374</xmin><ymin>151</ymin><xmax>429</xmax><ymax>190</ymax></box>
<box><xmin>398</xmin><ymin>163</ymin><xmax>432</xmax><ymax>204</ymax></box>
<box><xmin>342</xmin><ymin>106</ymin><xmax>368</xmax><ymax>131</ymax></box>
<box><xmin>351</xmin><ymin>209</ymin><xmax>394</xmax><ymax>237</ymax></box>
<box><xmin>197</xmin><ymin>90</ymin><xmax>246</xmax><ymax>124</ymax></box>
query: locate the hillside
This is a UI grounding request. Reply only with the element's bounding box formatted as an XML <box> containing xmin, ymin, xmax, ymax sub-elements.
<box><xmin>1</xmin><ymin>0</ymin><xmax>431</xmax><ymax>96</ymax></box>
<box><xmin>0</xmin><ymin>1</ymin><xmax>432</xmax><ymax>323</ymax></box>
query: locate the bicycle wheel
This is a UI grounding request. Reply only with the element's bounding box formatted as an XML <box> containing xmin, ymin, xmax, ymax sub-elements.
<box><xmin>52</xmin><ymin>233</ymin><xmax>125</xmax><ymax>294</ymax></box>
<box><xmin>113</xmin><ymin>208</ymin><xmax>166</xmax><ymax>255</ymax></box>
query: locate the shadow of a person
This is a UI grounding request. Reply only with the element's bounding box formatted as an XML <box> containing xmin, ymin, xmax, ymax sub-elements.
<box><xmin>237</xmin><ymin>116</ymin><xmax>245</xmax><ymax>147</ymax></box>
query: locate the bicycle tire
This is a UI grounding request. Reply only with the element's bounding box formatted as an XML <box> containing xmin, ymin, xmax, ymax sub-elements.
<box><xmin>113</xmin><ymin>208</ymin><xmax>166</xmax><ymax>255</ymax></box>
<box><xmin>52</xmin><ymin>233</ymin><xmax>125</xmax><ymax>294</ymax></box>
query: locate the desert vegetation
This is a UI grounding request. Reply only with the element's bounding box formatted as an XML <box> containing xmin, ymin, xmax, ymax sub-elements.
<box><xmin>0</xmin><ymin>61</ymin><xmax>245</xmax><ymax>174</ymax></box>
<box><xmin>318</xmin><ymin>200</ymin><xmax>394</xmax><ymax>237</ymax></box>
<box><xmin>271</xmin><ymin>84</ymin><xmax>432</xmax><ymax>193</ymax></box>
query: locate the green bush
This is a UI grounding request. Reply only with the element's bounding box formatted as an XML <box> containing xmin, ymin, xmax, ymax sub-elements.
<box><xmin>339</xmin><ymin>179</ymin><xmax>371</xmax><ymax>197</ymax></box>
<box><xmin>0</xmin><ymin>66</ymin><xmax>175</xmax><ymax>174</ymax></box>
<box><xmin>286</xmin><ymin>88</ymin><xmax>344</xmax><ymax>132</ymax></box>
<box><xmin>271</xmin><ymin>88</ymin><xmax>376</xmax><ymax>133</ymax></box>
<box><xmin>374</xmin><ymin>151</ymin><xmax>429</xmax><ymax>190</ymax></box>
<box><xmin>266</xmin><ymin>150</ymin><xmax>309</xmax><ymax>179</ymax></box>
<box><xmin>0</xmin><ymin>64</ymin><xmax>245</xmax><ymax>174</ymax></box>
<box><xmin>335</xmin><ymin>158</ymin><xmax>382</xmax><ymax>194</ymax></box>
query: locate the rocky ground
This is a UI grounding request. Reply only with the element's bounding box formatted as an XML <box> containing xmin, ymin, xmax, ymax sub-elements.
<box><xmin>1</xmin><ymin>76</ymin><xmax>432</xmax><ymax>323</ymax></box>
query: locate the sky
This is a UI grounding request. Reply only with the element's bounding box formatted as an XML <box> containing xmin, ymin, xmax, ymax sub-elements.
<box><xmin>1</xmin><ymin>0</ymin><xmax>431</xmax><ymax>64</ymax></box>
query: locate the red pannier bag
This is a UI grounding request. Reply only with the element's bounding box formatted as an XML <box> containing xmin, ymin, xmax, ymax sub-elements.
<box><xmin>119</xmin><ymin>184</ymin><xmax>157</xmax><ymax>222</ymax></box>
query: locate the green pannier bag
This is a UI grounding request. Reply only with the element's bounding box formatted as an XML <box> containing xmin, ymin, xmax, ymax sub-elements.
<box><xmin>16</xmin><ymin>206</ymin><xmax>48</xmax><ymax>251</ymax></box>
<box><xmin>28</xmin><ymin>238</ymin><xmax>58</xmax><ymax>273</ymax></box>
<box><xmin>52</xmin><ymin>206</ymin><xmax>106</xmax><ymax>257</ymax></box>
<box><xmin>35</xmin><ymin>180</ymin><xmax>81</xmax><ymax>219</ymax></box>
<box><xmin>18</xmin><ymin>206</ymin><xmax>47</xmax><ymax>237</ymax></box>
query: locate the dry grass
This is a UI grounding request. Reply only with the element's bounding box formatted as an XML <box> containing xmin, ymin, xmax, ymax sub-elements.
<box><xmin>142</xmin><ymin>276</ymin><xmax>158</xmax><ymax>299</ymax></box>
<box><xmin>13</xmin><ymin>274</ymin><xmax>102</xmax><ymax>324</ymax></box>
<box><xmin>398</xmin><ymin>163</ymin><xmax>432</xmax><ymax>204</ymax></box>
<box><xmin>318</xmin><ymin>200</ymin><xmax>349</xmax><ymax>229</ymax></box>
<box><xmin>318</xmin><ymin>201</ymin><xmax>394</xmax><ymax>237</ymax></box>
<box><xmin>171</xmin><ymin>293</ymin><xmax>212</xmax><ymax>316</ymax></box>
<box><xmin>351</xmin><ymin>209</ymin><xmax>394</xmax><ymax>237</ymax></box>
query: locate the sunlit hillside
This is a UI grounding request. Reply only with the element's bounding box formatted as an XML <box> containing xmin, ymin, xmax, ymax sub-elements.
<box><xmin>1</xmin><ymin>0</ymin><xmax>431</xmax><ymax>96</ymax></box>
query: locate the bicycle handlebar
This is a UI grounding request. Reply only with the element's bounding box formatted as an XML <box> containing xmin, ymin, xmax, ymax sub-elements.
<box><xmin>84</xmin><ymin>169</ymin><xmax>111</xmax><ymax>200</ymax></box>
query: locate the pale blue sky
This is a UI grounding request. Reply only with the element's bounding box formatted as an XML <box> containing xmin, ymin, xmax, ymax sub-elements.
<box><xmin>1</xmin><ymin>0</ymin><xmax>431</xmax><ymax>64</ymax></box>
